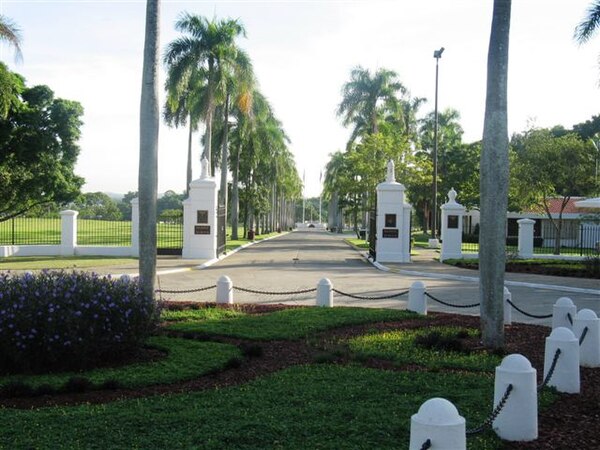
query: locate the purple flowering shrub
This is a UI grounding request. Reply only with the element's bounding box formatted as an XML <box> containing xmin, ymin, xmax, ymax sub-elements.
<box><xmin>0</xmin><ymin>271</ymin><xmax>160</xmax><ymax>374</ymax></box>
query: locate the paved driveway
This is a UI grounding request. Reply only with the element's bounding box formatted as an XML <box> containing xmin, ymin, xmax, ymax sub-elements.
<box><xmin>155</xmin><ymin>230</ymin><xmax>600</xmax><ymax>326</ymax></box>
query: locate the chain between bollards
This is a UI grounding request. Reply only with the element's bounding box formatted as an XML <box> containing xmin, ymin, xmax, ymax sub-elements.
<box><xmin>235</xmin><ymin>286</ymin><xmax>317</xmax><ymax>296</ymax></box>
<box><xmin>419</xmin><ymin>438</ymin><xmax>432</xmax><ymax>450</ymax></box>
<box><xmin>579</xmin><ymin>326</ymin><xmax>589</xmax><ymax>346</ymax></box>
<box><xmin>567</xmin><ymin>312</ymin><xmax>573</xmax><ymax>326</ymax></box>
<box><xmin>424</xmin><ymin>292</ymin><xmax>480</xmax><ymax>308</ymax></box>
<box><xmin>506</xmin><ymin>299</ymin><xmax>553</xmax><ymax>319</ymax></box>
<box><xmin>466</xmin><ymin>383</ymin><xmax>513</xmax><ymax>436</ymax></box>
<box><xmin>156</xmin><ymin>285</ymin><xmax>216</xmax><ymax>294</ymax></box>
<box><xmin>332</xmin><ymin>289</ymin><xmax>409</xmax><ymax>301</ymax></box>
<box><xmin>539</xmin><ymin>348</ymin><xmax>561</xmax><ymax>390</ymax></box>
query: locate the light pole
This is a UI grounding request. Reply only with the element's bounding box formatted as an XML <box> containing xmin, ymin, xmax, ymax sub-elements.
<box><xmin>429</xmin><ymin>46</ymin><xmax>444</xmax><ymax>248</ymax></box>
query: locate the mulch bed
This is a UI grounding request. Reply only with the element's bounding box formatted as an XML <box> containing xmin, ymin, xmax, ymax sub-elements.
<box><xmin>453</xmin><ymin>261</ymin><xmax>600</xmax><ymax>279</ymax></box>
<box><xmin>1</xmin><ymin>305</ymin><xmax>598</xmax><ymax>449</ymax></box>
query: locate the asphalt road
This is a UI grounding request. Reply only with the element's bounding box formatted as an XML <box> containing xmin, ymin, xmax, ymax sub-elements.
<box><xmin>155</xmin><ymin>230</ymin><xmax>600</xmax><ymax>326</ymax></box>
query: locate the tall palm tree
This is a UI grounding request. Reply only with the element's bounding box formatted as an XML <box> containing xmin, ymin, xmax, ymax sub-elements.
<box><xmin>337</xmin><ymin>66</ymin><xmax>405</xmax><ymax>146</ymax></box>
<box><xmin>575</xmin><ymin>1</ymin><xmax>600</xmax><ymax>44</ymax></box>
<box><xmin>480</xmin><ymin>0</ymin><xmax>512</xmax><ymax>349</ymax></box>
<box><xmin>0</xmin><ymin>15</ymin><xmax>22</xmax><ymax>62</ymax></box>
<box><xmin>138</xmin><ymin>0</ymin><xmax>160</xmax><ymax>299</ymax></box>
<box><xmin>164</xmin><ymin>13</ymin><xmax>245</xmax><ymax>176</ymax></box>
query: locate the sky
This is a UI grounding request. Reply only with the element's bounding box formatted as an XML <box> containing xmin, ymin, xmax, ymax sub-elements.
<box><xmin>1</xmin><ymin>0</ymin><xmax>600</xmax><ymax>198</ymax></box>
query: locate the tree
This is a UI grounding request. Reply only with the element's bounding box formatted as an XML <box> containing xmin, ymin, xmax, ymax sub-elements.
<box><xmin>575</xmin><ymin>1</ymin><xmax>600</xmax><ymax>45</ymax></box>
<box><xmin>164</xmin><ymin>13</ymin><xmax>245</xmax><ymax>176</ymax></box>
<box><xmin>0</xmin><ymin>76</ymin><xmax>84</xmax><ymax>222</ymax></box>
<box><xmin>337</xmin><ymin>66</ymin><xmax>406</xmax><ymax>147</ymax></box>
<box><xmin>0</xmin><ymin>15</ymin><xmax>22</xmax><ymax>62</ymax></box>
<box><xmin>479</xmin><ymin>0</ymin><xmax>512</xmax><ymax>349</ymax></box>
<box><xmin>138</xmin><ymin>0</ymin><xmax>160</xmax><ymax>299</ymax></box>
<box><xmin>512</xmin><ymin>129</ymin><xmax>597</xmax><ymax>253</ymax></box>
<box><xmin>71</xmin><ymin>192</ymin><xmax>122</xmax><ymax>220</ymax></box>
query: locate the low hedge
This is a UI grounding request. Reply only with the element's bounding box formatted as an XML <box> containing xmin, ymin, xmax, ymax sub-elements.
<box><xmin>0</xmin><ymin>271</ymin><xmax>160</xmax><ymax>373</ymax></box>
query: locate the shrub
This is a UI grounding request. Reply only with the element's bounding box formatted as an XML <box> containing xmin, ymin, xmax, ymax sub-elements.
<box><xmin>583</xmin><ymin>254</ymin><xmax>600</xmax><ymax>278</ymax></box>
<box><xmin>0</xmin><ymin>271</ymin><xmax>160</xmax><ymax>374</ymax></box>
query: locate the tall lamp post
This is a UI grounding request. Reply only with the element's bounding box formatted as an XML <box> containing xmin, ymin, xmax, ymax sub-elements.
<box><xmin>429</xmin><ymin>46</ymin><xmax>445</xmax><ymax>249</ymax></box>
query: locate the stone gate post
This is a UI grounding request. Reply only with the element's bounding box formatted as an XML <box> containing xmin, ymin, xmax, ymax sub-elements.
<box><xmin>517</xmin><ymin>218</ymin><xmax>535</xmax><ymax>259</ymax></box>
<box><xmin>440</xmin><ymin>188</ymin><xmax>465</xmax><ymax>261</ymax></box>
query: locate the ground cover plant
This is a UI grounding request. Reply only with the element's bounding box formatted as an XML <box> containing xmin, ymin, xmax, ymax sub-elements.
<box><xmin>0</xmin><ymin>303</ymin><xmax>597</xmax><ymax>449</ymax></box>
<box><xmin>444</xmin><ymin>257</ymin><xmax>600</xmax><ymax>278</ymax></box>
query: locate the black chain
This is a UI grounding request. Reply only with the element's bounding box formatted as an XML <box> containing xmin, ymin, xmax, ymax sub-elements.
<box><xmin>331</xmin><ymin>289</ymin><xmax>409</xmax><ymax>301</ymax></box>
<box><xmin>155</xmin><ymin>285</ymin><xmax>216</xmax><ymax>294</ymax></box>
<box><xmin>420</xmin><ymin>439</ymin><xmax>432</xmax><ymax>450</ymax></box>
<box><xmin>235</xmin><ymin>286</ymin><xmax>317</xmax><ymax>296</ymax></box>
<box><xmin>567</xmin><ymin>312</ymin><xmax>573</xmax><ymax>326</ymax></box>
<box><xmin>539</xmin><ymin>348</ymin><xmax>561</xmax><ymax>390</ymax></box>
<box><xmin>424</xmin><ymin>292</ymin><xmax>480</xmax><ymax>308</ymax></box>
<box><xmin>579</xmin><ymin>326</ymin><xmax>589</xmax><ymax>346</ymax></box>
<box><xmin>506</xmin><ymin>299</ymin><xmax>552</xmax><ymax>319</ymax></box>
<box><xmin>466</xmin><ymin>383</ymin><xmax>513</xmax><ymax>435</ymax></box>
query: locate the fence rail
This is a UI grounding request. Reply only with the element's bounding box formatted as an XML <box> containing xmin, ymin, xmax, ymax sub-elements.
<box><xmin>0</xmin><ymin>217</ymin><xmax>61</xmax><ymax>245</ymax></box>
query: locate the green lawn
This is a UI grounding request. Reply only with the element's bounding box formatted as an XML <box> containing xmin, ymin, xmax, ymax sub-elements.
<box><xmin>0</xmin><ymin>255</ymin><xmax>139</xmax><ymax>271</ymax></box>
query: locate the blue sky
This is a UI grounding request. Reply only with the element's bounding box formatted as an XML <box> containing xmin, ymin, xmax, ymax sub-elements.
<box><xmin>2</xmin><ymin>0</ymin><xmax>599</xmax><ymax>197</ymax></box>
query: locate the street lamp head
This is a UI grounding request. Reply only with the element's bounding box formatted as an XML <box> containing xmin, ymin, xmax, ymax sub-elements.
<box><xmin>433</xmin><ymin>47</ymin><xmax>445</xmax><ymax>59</ymax></box>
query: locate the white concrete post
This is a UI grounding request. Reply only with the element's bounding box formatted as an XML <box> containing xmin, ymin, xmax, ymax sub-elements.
<box><xmin>544</xmin><ymin>327</ymin><xmax>580</xmax><ymax>394</ymax></box>
<box><xmin>574</xmin><ymin>309</ymin><xmax>600</xmax><ymax>368</ymax></box>
<box><xmin>408</xmin><ymin>281</ymin><xmax>426</xmax><ymax>315</ymax></box>
<box><xmin>375</xmin><ymin>160</ymin><xmax>412</xmax><ymax>263</ymax></box>
<box><xmin>492</xmin><ymin>354</ymin><xmax>537</xmax><ymax>441</ymax></box>
<box><xmin>440</xmin><ymin>188</ymin><xmax>466</xmax><ymax>262</ymax></box>
<box><xmin>517</xmin><ymin>218</ymin><xmax>536</xmax><ymax>259</ymax></box>
<box><xmin>216</xmin><ymin>275</ymin><xmax>233</xmax><ymax>304</ymax></box>
<box><xmin>552</xmin><ymin>297</ymin><xmax>576</xmax><ymax>330</ymax></box>
<box><xmin>131</xmin><ymin>198</ymin><xmax>139</xmax><ymax>257</ymax></box>
<box><xmin>59</xmin><ymin>210</ymin><xmax>78</xmax><ymax>256</ymax></box>
<box><xmin>182</xmin><ymin>160</ymin><xmax>218</xmax><ymax>259</ymax></box>
<box><xmin>503</xmin><ymin>287</ymin><xmax>512</xmax><ymax>325</ymax></box>
<box><xmin>409</xmin><ymin>398</ymin><xmax>466</xmax><ymax>450</ymax></box>
<box><xmin>316</xmin><ymin>278</ymin><xmax>333</xmax><ymax>307</ymax></box>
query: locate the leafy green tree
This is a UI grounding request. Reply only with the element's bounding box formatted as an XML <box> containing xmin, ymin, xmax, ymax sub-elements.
<box><xmin>575</xmin><ymin>1</ymin><xmax>600</xmax><ymax>45</ymax></box>
<box><xmin>71</xmin><ymin>192</ymin><xmax>122</xmax><ymax>220</ymax></box>
<box><xmin>0</xmin><ymin>75</ymin><xmax>84</xmax><ymax>222</ymax></box>
<box><xmin>480</xmin><ymin>0</ymin><xmax>512</xmax><ymax>349</ymax></box>
<box><xmin>164</xmin><ymin>13</ymin><xmax>245</xmax><ymax>175</ymax></box>
<box><xmin>138</xmin><ymin>0</ymin><xmax>160</xmax><ymax>298</ymax></box>
<box><xmin>512</xmin><ymin>129</ymin><xmax>597</xmax><ymax>254</ymax></box>
<box><xmin>157</xmin><ymin>190</ymin><xmax>184</xmax><ymax>216</ymax></box>
<box><xmin>117</xmin><ymin>191</ymin><xmax>138</xmax><ymax>220</ymax></box>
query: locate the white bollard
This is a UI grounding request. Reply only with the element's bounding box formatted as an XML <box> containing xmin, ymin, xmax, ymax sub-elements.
<box><xmin>216</xmin><ymin>275</ymin><xmax>233</xmax><ymax>304</ymax></box>
<box><xmin>543</xmin><ymin>327</ymin><xmax>580</xmax><ymax>393</ymax></box>
<box><xmin>574</xmin><ymin>309</ymin><xmax>600</xmax><ymax>368</ymax></box>
<box><xmin>316</xmin><ymin>278</ymin><xmax>333</xmax><ymax>307</ymax></box>
<box><xmin>408</xmin><ymin>281</ymin><xmax>426</xmax><ymax>315</ymax></box>
<box><xmin>409</xmin><ymin>398</ymin><xmax>466</xmax><ymax>450</ymax></box>
<box><xmin>503</xmin><ymin>287</ymin><xmax>512</xmax><ymax>325</ymax></box>
<box><xmin>552</xmin><ymin>297</ymin><xmax>576</xmax><ymax>330</ymax></box>
<box><xmin>492</xmin><ymin>354</ymin><xmax>537</xmax><ymax>441</ymax></box>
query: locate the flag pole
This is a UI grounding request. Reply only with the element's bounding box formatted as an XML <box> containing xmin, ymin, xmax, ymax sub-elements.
<box><xmin>302</xmin><ymin>169</ymin><xmax>306</xmax><ymax>224</ymax></box>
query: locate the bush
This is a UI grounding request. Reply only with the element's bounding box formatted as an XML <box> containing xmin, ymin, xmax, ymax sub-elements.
<box><xmin>583</xmin><ymin>255</ymin><xmax>600</xmax><ymax>278</ymax></box>
<box><xmin>0</xmin><ymin>271</ymin><xmax>160</xmax><ymax>374</ymax></box>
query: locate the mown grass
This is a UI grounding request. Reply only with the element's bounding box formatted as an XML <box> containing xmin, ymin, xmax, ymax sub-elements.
<box><xmin>167</xmin><ymin>307</ymin><xmax>419</xmax><ymax>340</ymax></box>
<box><xmin>349</xmin><ymin>326</ymin><xmax>502</xmax><ymax>372</ymax></box>
<box><xmin>161</xmin><ymin>307</ymin><xmax>246</xmax><ymax>322</ymax></box>
<box><xmin>0</xmin><ymin>337</ymin><xmax>241</xmax><ymax>390</ymax></box>
<box><xmin>0</xmin><ymin>255</ymin><xmax>139</xmax><ymax>271</ymax></box>
<box><xmin>0</xmin><ymin>365</ymin><xmax>506</xmax><ymax>450</ymax></box>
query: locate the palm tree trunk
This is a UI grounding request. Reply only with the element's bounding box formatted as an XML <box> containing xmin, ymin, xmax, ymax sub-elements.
<box><xmin>186</xmin><ymin>116</ymin><xmax>193</xmax><ymax>195</ymax></box>
<box><xmin>231</xmin><ymin>143</ymin><xmax>240</xmax><ymax>240</ymax></box>
<box><xmin>479</xmin><ymin>0</ymin><xmax>511</xmax><ymax>349</ymax></box>
<box><xmin>138</xmin><ymin>0</ymin><xmax>160</xmax><ymax>299</ymax></box>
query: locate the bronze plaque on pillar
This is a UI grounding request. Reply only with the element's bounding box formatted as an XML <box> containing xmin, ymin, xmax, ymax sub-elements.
<box><xmin>194</xmin><ymin>225</ymin><xmax>211</xmax><ymax>235</ymax></box>
<box><xmin>197</xmin><ymin>210</ymin><xmax>208</xmax><ymax>224</ymax></box>
<box><xmin>385</xmin><ymin>214</ymin><xmax>397</xmax><ymax>228</ymax></box>
<box><xmin>382</xmin><ymin>228</ymin><xmax>399</xmax><ymax>238</ymax></box>
<box><xmin>447</xmin><ymin>215</ymin><xmax>459</xmax><ymax>229</ymax></box>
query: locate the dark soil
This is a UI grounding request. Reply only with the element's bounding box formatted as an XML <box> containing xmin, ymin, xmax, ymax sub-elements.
<box><xmin>1</xmin><ymin>305</ymin><xmax>598</xmax><ymax>449</ymax></box>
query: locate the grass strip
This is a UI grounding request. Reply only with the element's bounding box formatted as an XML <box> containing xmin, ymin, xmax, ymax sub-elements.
<box><xmin>0</xmin><ymin>365</ymin><xmax>510</xmax><ymax>449</ymax></box>
<box><xmin>349</xmin><ymin>326</ymin><xmax>502</xmax><ymax>371</ymax></box>
<box><xmin>161</xmin><ymin>307</ymin><xmax>246</xmax><ymax>322</ymax></box>
<box><xmin>0</xmin><ymin>256</ymin><xmax>138</xmax><ymax>271</ymax></box>
<box><xmin>167</xmin><ymin>307</ymin><xmax>419</xmax><ymax>340</ymax></box>
<box><xmin>0</xmin><ymin>337</ymin><xmax>241</xmax><ymax>390</ymax></box>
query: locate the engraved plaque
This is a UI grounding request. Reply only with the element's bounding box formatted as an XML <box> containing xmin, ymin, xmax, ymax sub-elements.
<box><xmin>447</xmin><ymin>215</ymin><xmax>459</xmax><ymax>229</ymax></box>
<box><xmin>382</xmin><ymin>228</ymin><xmax>399</xmax><ymax>238</ymax></box>
<box><xmin>194</xmin><ymin>225</ymin><xmax>211</xmax><ymax>235</ymax></box>
<box><xmin>385</xmin><ymin>213</ymin><xmax>397</xmax><ymax>228</ymax></box>
<box><xmin>197</xmin><ymin>210</ymin><xmax>208</xmax><ymax>224</ymax></box>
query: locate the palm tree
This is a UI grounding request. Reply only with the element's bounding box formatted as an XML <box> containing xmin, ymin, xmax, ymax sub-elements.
<box><xmin>138</xmin><ymin>0</ymin><xmax>160</xmax><ymax>299</ymax></box>
<box><xmin>575</xmin><ymin>1</ymin><xmax>600</xmax><ymax>44</ymax></box>
<box><xmin>480</xmin><ymin>0</ymin><xmax>512</xmax><ymax>349</ymax></box>
<box><xmin>164</xmin><ymin>13</ymin><xmax>245</xmax><ymax>176</ymax></box>
<box><xmin>337</xmin><ymin>66</ymin><xmax>405</xmax><ymax>146</ymax></box>
<box><xmin>0</xmin><ymin>15</ymin><xmax>22</xmax><ymax>62</ymax></box>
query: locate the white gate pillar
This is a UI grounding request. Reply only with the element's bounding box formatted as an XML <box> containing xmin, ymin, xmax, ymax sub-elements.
<box><xmin>440</xmin><ymin>188</ymin><xmax>465</xmax><ymax>261</ymax></box>
<box><xmin>131</xmin><ymin>198</ymin><xmax>139</xmax><ymax>257</ymax></box>
<box><xmin>59</xmin><ymin>210</ymin><xmax>78</xmax><ymax>256</ymax></box>
<box><xmin>183</xmin><ymin>158</ymin><xmax>218</xmax><ymax>259</ymax></box>
<box><xmin>517</xmin><ymin>218</ymin><xmax>536</xmax><ymax>259</ymax></box>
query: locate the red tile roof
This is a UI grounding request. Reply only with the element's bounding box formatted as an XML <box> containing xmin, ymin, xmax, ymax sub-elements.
<box><xmin>525</xmin><ymin>197</ymin><xmax>589</xmax><ymax>215</ymax></box>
